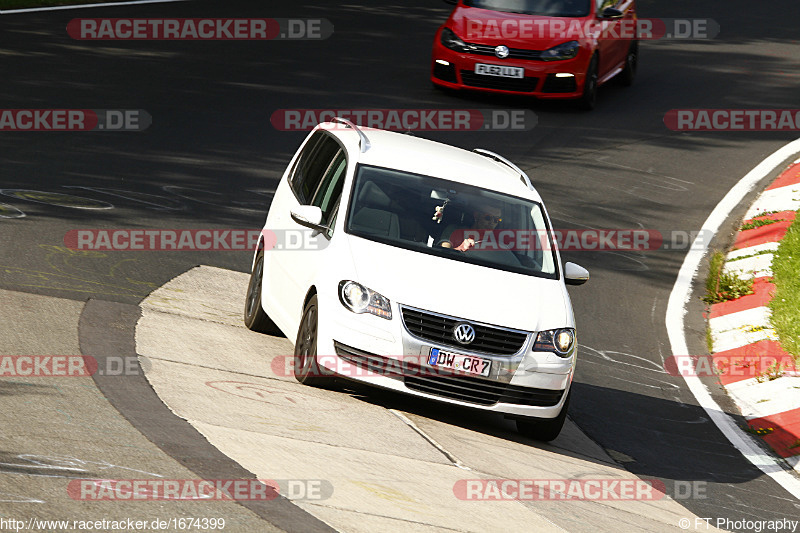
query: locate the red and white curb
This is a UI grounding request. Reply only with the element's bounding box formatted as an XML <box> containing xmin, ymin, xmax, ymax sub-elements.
<box><xmin>708</xmin><ymin>160</ymin><xmax>800</xmax><ymax>471</ymax></box>
<box><xmin>668</xmin><ymin>140</ymin><xmax>800</xmax><ymax>499</ymax></box>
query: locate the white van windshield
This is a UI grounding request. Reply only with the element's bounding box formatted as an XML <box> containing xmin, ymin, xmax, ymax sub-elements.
<box><xmin>345</xmin><ymin>165</ymin><xmax>559</xmax><ymax>279</ymax></box>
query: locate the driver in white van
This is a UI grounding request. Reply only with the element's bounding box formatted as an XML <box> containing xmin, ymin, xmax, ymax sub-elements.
<box><xmin>439</xmin><ymin>202</ymin><xmax>503</xmax><ymax>251</ymax></box>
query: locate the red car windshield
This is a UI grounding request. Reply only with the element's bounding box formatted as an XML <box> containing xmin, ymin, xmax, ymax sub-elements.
<box><xmin>464</xmin><ymin>0</ymin><xmax>590</xmax><ymax>17</ymax></box>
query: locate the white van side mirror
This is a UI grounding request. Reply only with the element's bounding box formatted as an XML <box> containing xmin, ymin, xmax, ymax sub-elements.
<box><xmin>564</xmin><ymin>262</ymin><xmax>589</xmax><ymax>286</ymax></box>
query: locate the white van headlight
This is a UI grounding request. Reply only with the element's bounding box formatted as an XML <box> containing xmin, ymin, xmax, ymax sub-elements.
<box><xmin>339</xmin><ymin>281</ymin><xmax>392</xmax><ymax>320</ymax></box>
<box><xmin>532</xmin><ymin>328</ymin><xmax>575</xmax><ymax>357</ymax></box>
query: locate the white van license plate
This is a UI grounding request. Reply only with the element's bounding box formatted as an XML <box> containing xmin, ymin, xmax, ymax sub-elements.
<box><xmin>428</xmin><ymin>348</ymin><xmax>491</xmax><ymax>377</ymax></box>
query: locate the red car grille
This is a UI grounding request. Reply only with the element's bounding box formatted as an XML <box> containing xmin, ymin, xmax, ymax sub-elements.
<box><xmin>460</xmin><ymin>71</ymin><xmax>539</xmax><ymax>92</ymax></box>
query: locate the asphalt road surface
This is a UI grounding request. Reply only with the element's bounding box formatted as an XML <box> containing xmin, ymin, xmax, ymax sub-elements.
<box><xmin>1</xmin><ymin>0</ymin><xmax>799</xmax><ymax>531</ymax></box>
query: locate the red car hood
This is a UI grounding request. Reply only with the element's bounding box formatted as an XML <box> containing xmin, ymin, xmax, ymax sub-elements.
<box><xmin>449</xmin><ymin>7</ymin><xmax>589</xmax><ymax>49</ymax></box>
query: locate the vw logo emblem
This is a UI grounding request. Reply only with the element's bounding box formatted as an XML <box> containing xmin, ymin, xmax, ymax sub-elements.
<box><xmin>495</xmin><ymin>45</ymin><xmax>510</xmax><ymax>59</ymax></box>
<box><xmin>453</xmin><ymin>323</ymin><xmax>476</xmax><ymax>345</ymax></box>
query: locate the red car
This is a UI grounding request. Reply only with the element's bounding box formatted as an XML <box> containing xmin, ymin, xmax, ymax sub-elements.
<box><xmin>431</xmin><ymin>0</ymin><xmax>638</xmax><ymax>109</ymax></box>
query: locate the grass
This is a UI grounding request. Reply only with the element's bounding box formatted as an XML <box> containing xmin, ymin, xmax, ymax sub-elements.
<box><xmin>741</xmin><ymin>218</ymin><xmax>784</xmax><ymax>231</ymax></box>
<box><xmin>752</xmin><ymin>209</ymin><xmax>780</xmax><ymax>218</ymax></box>
<box><xmin>755</xmin><ymin>361</ymin><xmax>785</xmax><ymax>383</ymax></box>
<box><xmin>768</xmin><ymin>211</ymin><xmax>800</xmax><ymax>365</ymax></box>
<box><xmin>744</xmin><ymin>424</ymin><xmax>774</xmax><ymax>436</ymax></box>
<box><xmin>702</xmin><ymin>250</ymin><xmax>755</xmax><ymax>304</ymax></box>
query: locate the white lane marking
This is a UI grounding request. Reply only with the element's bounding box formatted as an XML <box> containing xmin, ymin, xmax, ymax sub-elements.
<box><xmin>666</xmin><ymin>138</ymin><xmax>800</xmax><ymax>495</ymax></box>
<box><xmin>388</xmin><ymin>409</ymin><xmax>471</xmax><ymax>471</ymax></box>
<box><xmin>0</xmin><ymin>0</ymin><xmax>185</xmax><ymax>15</ymax></box>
